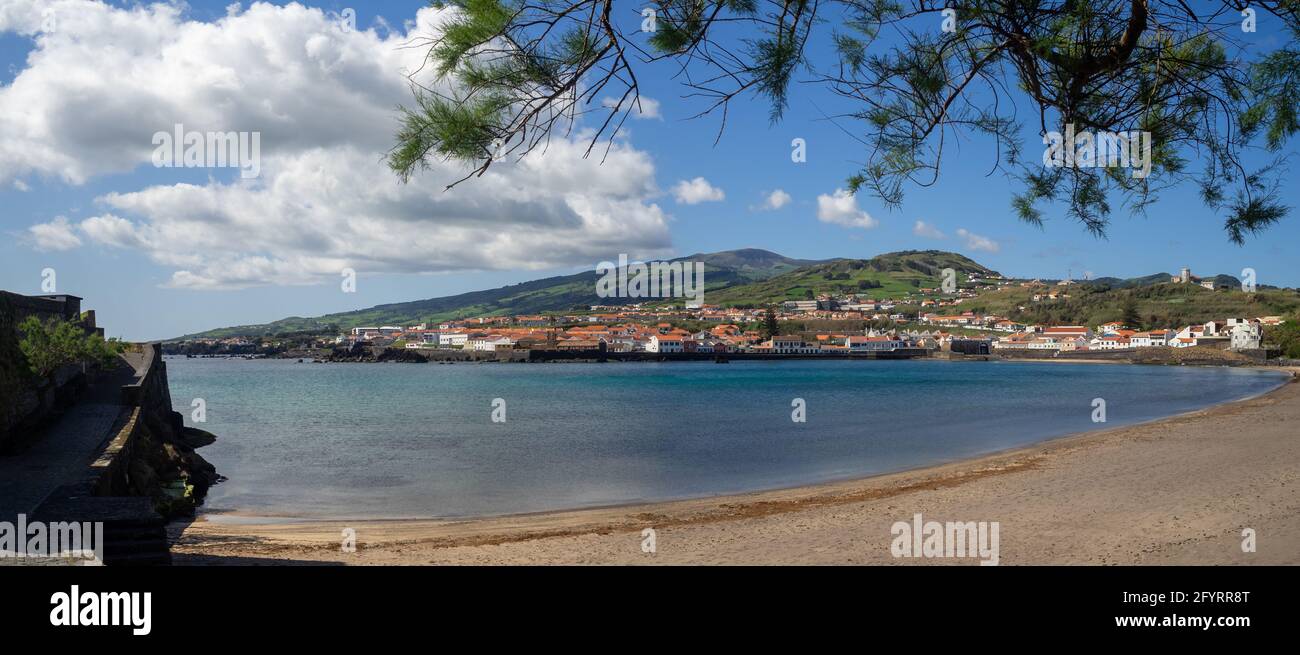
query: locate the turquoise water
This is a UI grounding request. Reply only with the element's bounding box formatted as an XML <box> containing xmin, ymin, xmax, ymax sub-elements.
<box><xmin>164</xmin><ymin>357</ymin><xmax>1288</xmax><ymax>519</ymax></box>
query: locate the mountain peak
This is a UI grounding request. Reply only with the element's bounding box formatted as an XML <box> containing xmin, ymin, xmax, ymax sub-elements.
<box><xmin>677</xmin><ymin>248</ymin><xmax>821</xmax><ymax>270</ymax></box>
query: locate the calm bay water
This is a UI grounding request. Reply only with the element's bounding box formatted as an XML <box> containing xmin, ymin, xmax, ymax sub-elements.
<box><xmin>165</xmin><ymin>357</ymin><xmax>1287</xmax><ymax>519</ymax></box>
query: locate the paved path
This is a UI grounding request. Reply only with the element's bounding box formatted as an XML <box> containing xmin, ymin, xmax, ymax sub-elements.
<box><xmin>0</xmin><ymin>354</ymin><xmax>144</xmax><ymax>521</ymax></box>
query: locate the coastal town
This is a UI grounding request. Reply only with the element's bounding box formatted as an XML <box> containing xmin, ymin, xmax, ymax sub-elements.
<box><xmin>316</xmin><ymin>311</ymin><xmax>1276</xmax><ymax>356</ymax></box>
<box><xmin>181</xmin><ymin>267</ymin><xmax>1283</xmax><ymax>358</ymax></box>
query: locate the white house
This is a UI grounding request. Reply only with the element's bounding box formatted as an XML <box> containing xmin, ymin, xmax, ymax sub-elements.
<box><xmin>1130</xmin><ymin>330</ymin><xmax>1171</xmax><ymax>348</ymax></box>
<box><xmin>1091</xmin><ymin>335</ymin><xmax>1132</xmax><ymax>350</ymax></box>
<box><xmin>647</xmin><ymin>335</ymin><xmax>684</xmax><ymax>353</ymax></box>
<box><xmin>1230</xmin><ymin>321</ymin><xmax>1262</xmax><ymax>350</ymax></box>
<box><xmin>1172</xmin><ymin>324</ymin><xmax>1204</xmax><ymax>342</ymax></box>
<box><xmin>1095</xmin><ymin>321</ymin><xmax>1127</xmax><ymax>335</ymax></box>
<box><xmin>767</xmin><ymin>336</ymin><xmax>822</xmax><ymax>354</ymax></box>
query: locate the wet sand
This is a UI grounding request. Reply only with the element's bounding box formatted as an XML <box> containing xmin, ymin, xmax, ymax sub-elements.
<box><xmin>172</xmin><ymin>368</ymin><xmax>1300</xmax><ymax>565</ymax></box>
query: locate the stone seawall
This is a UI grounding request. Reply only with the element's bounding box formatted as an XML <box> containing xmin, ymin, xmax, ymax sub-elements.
<box><xmin>33</xmin><ymin>343</ymin><xmax>219</xmax><ymax>565</ymax></box>
<box><xmin>99</xmin><ymin>344</ymin><xmax>219</xmax><ymax>505</ymax></box>
<box><xmin>993</xmin><ymin>345</ymin><xmax>1257</xmax><ymax>366</ymax></box>
<box><xmin>994</xmin><ymin>348</ymin><xmax>1142</xmax><ymax>361</ymax></box>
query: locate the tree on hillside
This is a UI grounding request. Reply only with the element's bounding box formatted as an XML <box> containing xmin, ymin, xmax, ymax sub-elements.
<box><xmin>391</xmin><ymin>1</ymin><xmax>1300</xmax><ymax>242</ymax></box>
<box><xmin>1265</xmin><ymin>320</ymin><xmax>1300</xmax><ymax>357</ymax></box>
<box><xmin>762</xmin><ymin>305</ymin><xmax>780</xmax><ymax>338</ymax></box>
<box><xmin>1120</xmin><ymin>293</ymin><xmax>1142</xmax><ymax>329</ymax></box>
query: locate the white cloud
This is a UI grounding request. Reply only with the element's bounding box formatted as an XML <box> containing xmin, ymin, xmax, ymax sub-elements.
<box><xmin>79</xmin><ymin>213</ymin><xmax>151</xmax><ymax>250</ymax></box>
<box><xmin>4</xmin><ymin>2</ymin><xmax>672</xmax><ymax>288</ymax></box>
<box><xmin>913</xmin><ymin>220</ymin><xmax>945</xmax><ymax>239</ymax></box>
<box><xmin>672</xmin><ymin>177</ymin><xmax>725</xmax><ymax>204</ymax></box>
<box><xmin>754</xmin><ymin>189</ymin><xmax>791</xmax><ymax>211</ymax></box>
<box><xmin>602</xmin><ymin>95</ymin><xmax>661</xmax><ymax>120</ymax></box>
<box><xmin>12</xmin><ymin>179</ymin><xmax>29</xmax><ymax>191</ymax></box>
<box><xmin>26</xmin><ymin>215</ymin><xmax>81</xmax><ymax>251</ymax></box>
<box><xmin>816</xmin><ymin>189</ymin><xmax>877</xmax><ymax>228</ymax></box>
<box><xmin>956</xmin><ymin>228</ymin><xmax>1000</xmax><ymax>253</ymax></box>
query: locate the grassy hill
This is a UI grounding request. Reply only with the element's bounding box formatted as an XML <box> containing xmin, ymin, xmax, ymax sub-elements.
<box><xmin>708</xmin><ymin>250</ymin><xmax>999</xmax><ymax>306</ymax></box>
<box><xmin>1084</xmin><ymin>272</ymin><xmax>1241</xmax><ymax>289</ymax></box>
<box><xmin>177</xmin><ymin>249</ymin><xmax>826</xmax><ymax>339</ymax></box>
<box><xmin>961</xmin><ymin>282</ymin><xmax>1300</xmax><ymax>329</ymax></box>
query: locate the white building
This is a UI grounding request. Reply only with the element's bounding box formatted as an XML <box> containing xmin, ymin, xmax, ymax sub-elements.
<box><xmin>647</xmin><ymin>335</ymin><xmax>684</xmax><ymax>353</ymax></box>
<box><xmin>1091</xmin><ymin>335</ymin><xmax>1132</xmax><ymax>350</ymax></box>
<box><xmin>1230</xmin><ymin>321</ymin><xmax>1262</xmax><ymax>350</ymax></box>
<box><xmin>1026</xmin><ymin>338</ymin><xmax>1063</xmax><ymax>350</ymax></box>
<box><xmin>469</xmin><ymin>336</ymin><xmax>515</xmax><ymax>351</ymax></box>
<box><xmin>1130</xmin><ymin>330</ymin><xmax>1171</xmax><ymax>348</ymax></box>
<box><xmin>845</xmin><ymin>336</ymin><xmax>908</xmax><ymax>352</ymax></box>
<box><xmin>439</xmin><ymin>333</ymin><xmax>469</xmax><ymax>348</ymax></box>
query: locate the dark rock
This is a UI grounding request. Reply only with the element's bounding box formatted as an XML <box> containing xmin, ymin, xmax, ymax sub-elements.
<box><xmin>178</xmin><ymin>426</ymin><xmax>217</xmax><ymax>449</ymax></box>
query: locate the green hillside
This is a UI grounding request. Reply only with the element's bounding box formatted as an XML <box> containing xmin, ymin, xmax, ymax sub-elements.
<box><xmin>708</xmin><ymin>250</ymin><xmax>999</xmax><ymax>306</ymax></box>
<box><xmin>961</xmin><ymin>282</ymin><xmax>1300</xmax><ymax>329</ymax></box>
<box><xmin>1083</xmin><ymin>272</ymin><xmax>1242</xmax><ymax>289</ymax></box>
<box><xmin>177</xmin><ymin>249</ymin><xmax>825</xmax><ymax>339</ymax></box>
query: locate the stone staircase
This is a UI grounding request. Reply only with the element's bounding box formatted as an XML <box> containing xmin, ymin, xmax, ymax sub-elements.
<box><xmin>33</xmin><ymin>494</ymin><xmax>171</xmax><ymax>566</ymax></box>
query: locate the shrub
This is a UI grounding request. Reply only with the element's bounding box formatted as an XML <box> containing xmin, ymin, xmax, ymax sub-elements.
<box><xmin>17</xmin><ymin>316</ymin><xmax>122</xmax><ymax>380</ymax></box>
<box><xmin>1265</xmin><ymin>321</ymin><xmax>1300</xmax><ymax>358</ymax></box>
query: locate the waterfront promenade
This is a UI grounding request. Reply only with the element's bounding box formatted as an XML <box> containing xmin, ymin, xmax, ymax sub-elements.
<box><xmin>0</xmin><ymin>353</ymin><xmax>144</xmax><ymax>521</ymax></box>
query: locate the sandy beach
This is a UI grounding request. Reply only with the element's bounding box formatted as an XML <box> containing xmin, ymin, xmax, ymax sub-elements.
<box><xmin>171</xmin><ymin>367</ymin><xmax>1300</xmax><ymax>565</ymax></box>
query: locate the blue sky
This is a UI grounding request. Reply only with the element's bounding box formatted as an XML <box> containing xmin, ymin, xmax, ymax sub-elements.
<box><xmin>1</xmin><ymin>0</ymin><xmax>1297</xmax><ymax>340</ymax></box>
